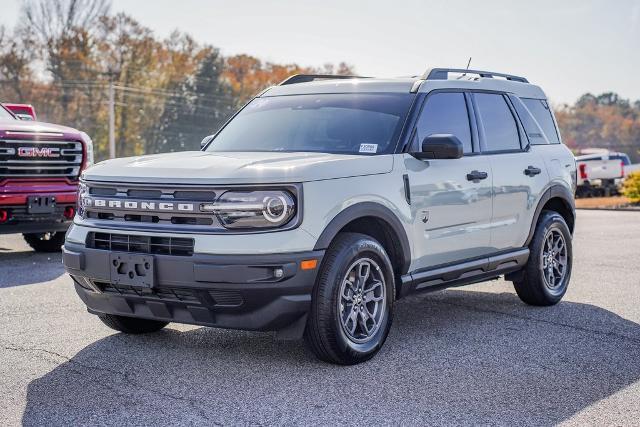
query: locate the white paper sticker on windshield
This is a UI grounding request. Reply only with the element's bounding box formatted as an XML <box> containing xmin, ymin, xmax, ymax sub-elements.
<box><xmin>359</xmin><ymin>143</ymin><xmax>378</xmax><ymax>153</ymax></box>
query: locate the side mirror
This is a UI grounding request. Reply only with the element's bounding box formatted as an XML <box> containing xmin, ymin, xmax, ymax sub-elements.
<box><xmin>412</xmin><ymin>134</ymin><xmax>463</xmax><ymax>160</ymax></box>
<box><xmin>200</xmin><ymin>135</ymin><xmax>214</xmax><ymax>150</ymax></box>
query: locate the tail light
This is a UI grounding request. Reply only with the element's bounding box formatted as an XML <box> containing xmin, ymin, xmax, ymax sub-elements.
<box><xmin>621</xmin><ymin>161</ymin><xmax>625</xmax><ymax>178</ymax></box>
<box><xmin>0</xmin><ymin>210</ymin><xmax>8</xmax><ymax>223</ymax></box>
<box><xmin>579</xmin><ymin>163</ymin><xmax>588</xmax><ymax>180</ymax></box>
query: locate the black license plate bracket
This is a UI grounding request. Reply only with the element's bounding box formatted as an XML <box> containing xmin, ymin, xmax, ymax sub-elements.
<box><xmin>109</xmin><ymin>253</ymin><xmax>155</xmax><ymax>288</ymax></box>
<box><xmin>27</xmin><ymin>195</ymin><xmax>56</xmax><ymax>214</ymax></box>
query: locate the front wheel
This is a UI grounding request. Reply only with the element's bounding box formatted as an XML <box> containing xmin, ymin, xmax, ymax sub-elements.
<box><xmin>304</xmin><ymin>233</ymin><xmax>395</xmax><ymax>365</ymax></box>
<box><xmin>513</xmin><ymin>211</ymin><xmax>573</xmax><ymax>306</ymax></box>
<box><xmin>23</xmin><ymin>232</ymin><xmax>66</xmax><ymax>252</ymax></box>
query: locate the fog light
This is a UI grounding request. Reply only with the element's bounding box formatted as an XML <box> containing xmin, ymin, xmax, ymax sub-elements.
<box><xmin>274</xmin><ymin>268</ymin><xmax>284</xmax><ymax>279</ymax></box>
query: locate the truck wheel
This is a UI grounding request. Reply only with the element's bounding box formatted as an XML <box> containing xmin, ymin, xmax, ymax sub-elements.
<box><xmin>23</xmin><ymin>232</ymin><xmax>66</xmax><ymax>252</ymax></box>
<box><xmin>98</xmin><ymin>313</ymin><xmax>168</xmax><ymax>334</ymax></box>
<box><xmin>305</xmin><ymin>233</ymin><xmax>395</xmax><ymax>365</ymax></box>
<box><xmin>513</xmin><ymin>211</ymin><xmax>572</xmax><ymax>306</ymax></box>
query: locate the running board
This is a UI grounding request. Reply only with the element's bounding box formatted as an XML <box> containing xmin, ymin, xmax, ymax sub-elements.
<box><xmin>399</xmin><ymin>248</ymin><xmax>529</xmax><ymax>298</ymax></box>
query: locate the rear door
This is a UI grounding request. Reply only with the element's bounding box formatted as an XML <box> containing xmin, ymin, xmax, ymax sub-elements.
<box><xmin>405</xmin><ymin>91</ymin><xmax>493</xmax><ymax>269</ymax></box>
<box><xmin>473</xmin><ymin>92</ymin><xmax>548</xmax><ymax>251</ymax></box>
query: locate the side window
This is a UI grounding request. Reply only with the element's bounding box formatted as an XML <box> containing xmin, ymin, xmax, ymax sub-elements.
<box><xmin>509</xmin><ymin>95</ymin><xmax>548</xmax><ymax>145</ymax></box>
<box><xmin>522</xmin><ymin>98</ymin><xmax>560</xmax><ymax>144</ymax></box>
<box><xmin>414</xmin><ymin>92</ymin><xmax>473</xmax><ymax>153</ymax></box>
<box><xmin>475</xmin><ymin>93</ymin><xmax>521</xmax><ymax>152</ymax></box>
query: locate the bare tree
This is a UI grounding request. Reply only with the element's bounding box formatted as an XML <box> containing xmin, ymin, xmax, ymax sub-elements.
<box><xmin>22</xmin><ymin>0</ymin><xmax>110</xmax><ymax>42</ymax></box>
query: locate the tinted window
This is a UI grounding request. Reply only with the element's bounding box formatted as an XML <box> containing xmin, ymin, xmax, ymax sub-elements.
<box><xmin>610</xmin><ymin>154</ymin><xmax>631</xmax><ymax>165</ymax></box>
<box><xmin>509</xmin><ymin>95</ymin><xmax>547</xmax><ymax>145</ymax></box>
<box><xmin>207</xmin><ymin>93</ymin><xmax>413</xmax><ymax>155</ymax></box>
<box><xmin>475</xmin><ymin>93</ymin><xmax>521</xmax><ymax>152</ymax></box>
<box><xmin>522</xmin><ymin>98</ymin><xmax>560</xmax><ymax>144</ymax></box>
<box><xmin>414</xmin><ymin>92</ymin><xmax>472</xmax><ymax>153</ymax></box>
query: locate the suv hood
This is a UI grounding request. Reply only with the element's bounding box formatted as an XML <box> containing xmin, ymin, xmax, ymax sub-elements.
<box><xmin>83</xmin><ymin>151</ymin><xmax>394</xmax><ymax>184</ymax></box>
<box><xmin>0</xmin><ymin>118</ymin><xmax>83</xmax><ymax>137</ymax></box>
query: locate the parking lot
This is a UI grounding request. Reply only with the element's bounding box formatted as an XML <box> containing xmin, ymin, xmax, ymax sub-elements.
<box><xmin>1</xmin><ymin>210</ymin><xmax>639</xmax><ymax>425</ymax></box>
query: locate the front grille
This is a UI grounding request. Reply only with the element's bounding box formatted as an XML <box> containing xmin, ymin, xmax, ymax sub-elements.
<box><xmin>0</xmin><ymin>139</ymin><xmax>83</xmax><ymax>178</ymax></box>
<box><xmin>82</xmin><ymin>182</ymin><xmax>222</xmax><ymax>231</ymax></box>
<box><xmin>95</xmin><ymin>282</ymin><xmax>244</xmax><ymax>307</ymax></box>
<box><xmin>87</xmin><ymin>232</ymin><xmax>194</xmax><ymax>256</ymax></box>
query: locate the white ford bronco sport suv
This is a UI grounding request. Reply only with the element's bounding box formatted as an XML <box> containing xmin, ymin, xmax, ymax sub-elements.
<box><xmin>63</xmin><ymin>68</ymin><xmax>576</xmax><ymax>365</ymax></box>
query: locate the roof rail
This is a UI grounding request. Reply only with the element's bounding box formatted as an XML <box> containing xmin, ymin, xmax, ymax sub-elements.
<box><xmin>279</xmin><ymin>74</ymin><xmax>370</xmax><ymax>85</ymax></box>
<box><xmin>421</xmin><ymin>68</ymin><xmax>529</xmax><ymax>83</ymax></box>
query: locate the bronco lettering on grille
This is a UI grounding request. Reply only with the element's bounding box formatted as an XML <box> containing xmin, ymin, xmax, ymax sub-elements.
<box><xmin>85</xmin><ymin>198</ymin><xmax>195</xmax><ymax>212</ymax></box>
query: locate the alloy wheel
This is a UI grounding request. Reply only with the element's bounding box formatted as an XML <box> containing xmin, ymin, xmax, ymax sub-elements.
<box><xmin>338</xmin><ymin>258</ymin><xmax>386</xmax><ymax>344</ymax></box>
<box><xmin>541</xmin><ymin>228</ymin><xmax>568</xmax><ymax>290</ymax></box>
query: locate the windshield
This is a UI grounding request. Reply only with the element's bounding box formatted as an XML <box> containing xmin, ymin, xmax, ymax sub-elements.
<box><xmin>206</xmin><ymin>93</ymin><xmax>413</xmax><ymax>155</ymax></box>
<box><xmin>0</xmin><ymin>105</ymin><xmax>15</xmax><ymax>120</ymax></box>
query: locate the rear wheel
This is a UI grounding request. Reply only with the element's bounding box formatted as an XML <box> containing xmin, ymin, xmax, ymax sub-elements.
<box><xmin>98</xmin><ymin>313</ymin><xmax>168</xmax><ymax>334</ymax></box>
<box><xmin>513</xmin><ymin>211</ymin><xmax>572</xmax><ymax>306</ymax></box>
<box><xmin>304</xmin><ymin>233</ymin><xmax>395</xmax><ymax>365</ymax></box>
<box><xmin>23</xmin><ymin>232</ymin><xmax>66</xmax><ymax>252</ymax></box>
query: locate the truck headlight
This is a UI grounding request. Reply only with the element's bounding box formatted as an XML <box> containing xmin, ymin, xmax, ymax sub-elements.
<box><xmin>202</xmin><ymin>190</ymin><xmax>296</xmax><ymax>229</ymax></box>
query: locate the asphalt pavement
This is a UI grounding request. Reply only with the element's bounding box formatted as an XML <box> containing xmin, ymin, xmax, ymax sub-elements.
<box><xmin>1</xmin><ymin>210</ymin><xmax>639</xmax><ymax>426</ymax></box>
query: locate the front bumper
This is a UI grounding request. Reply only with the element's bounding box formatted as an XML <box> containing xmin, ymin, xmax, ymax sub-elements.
<box><xmin>63</xmin><ymin>242</ymin><xmax>323</xmax><ymax>337</ymax></box>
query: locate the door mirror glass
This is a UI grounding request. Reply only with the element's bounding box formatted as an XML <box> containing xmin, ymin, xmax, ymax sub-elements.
<box><xmin>412</xmin><ymin>134</ymin><xmax>463</xmax><ymax>160</ymax></box>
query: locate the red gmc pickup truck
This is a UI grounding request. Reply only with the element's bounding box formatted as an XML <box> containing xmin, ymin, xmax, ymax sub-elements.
<box><xmin>0</xmin><ymin>103</ymin><xmax>93</xmax><ymax>251</ymax></box>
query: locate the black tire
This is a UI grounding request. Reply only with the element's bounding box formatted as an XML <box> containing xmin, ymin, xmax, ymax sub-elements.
<box><xmin>513</xmin><ymin>211</ymin><xmax>573</xmax><ymax>306</ymax></box>
<box><xmin>98</xmin><ymin>313</ymin><xmax>168</xmax><ymax>334</ymax></box>
<box><xmin>23</xmin><ymin>232</ymin><xmax>66</xmax><ymax>252</ymax></box>
<box><xmin>304</xmin><ymin>232</ymin><xmax>395</xmax><ymax>365</ymax></box>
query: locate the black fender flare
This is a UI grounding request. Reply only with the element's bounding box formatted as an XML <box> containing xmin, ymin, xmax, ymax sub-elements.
<box><xmin>525</xmin><ymin>184</ymin><xmax>576</xmax><ymax>246</ymax></box>
<box><xmin>313</xmin><ymin>202</ymin><xmax>412</xmax><ymax>274</ymax></box>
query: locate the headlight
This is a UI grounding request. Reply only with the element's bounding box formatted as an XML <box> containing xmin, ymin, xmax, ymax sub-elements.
<box><xmin>77</xmin><ymin>182</ymin><xmax>89</xmax><ymax>219</ymax></box>
<box><xmin>202</xmin><ymin>190</ymin><xmax>296</xmax><ymax>229</ymax></box>
<box><xmin>80</xmin><ymin>132</ymin><xmax>94</xmax><ymax>167</ymax></box>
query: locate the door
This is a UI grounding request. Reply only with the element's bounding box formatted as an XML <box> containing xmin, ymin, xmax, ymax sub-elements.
<box><xmin>405</xmin><ymin>91</ymin><xmax>493</xmax><ymax>270</ymax></box>
<box><xmin>472</xmin><ymin>92</ymin><xmax>548</xmax><ymax>251</ymax></box>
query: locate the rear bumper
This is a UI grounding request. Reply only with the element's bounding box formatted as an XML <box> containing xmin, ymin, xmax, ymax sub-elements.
<box><xmin>63</xmin><ymin>242</ymin><xmax>323</xmax><ymax>336</ymax></box>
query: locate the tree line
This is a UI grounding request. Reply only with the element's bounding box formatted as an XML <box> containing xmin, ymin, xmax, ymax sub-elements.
<box><xmin>0</xmin><ymin>0</ymin><xmax>638</xmax><ymax>163</ymax></box>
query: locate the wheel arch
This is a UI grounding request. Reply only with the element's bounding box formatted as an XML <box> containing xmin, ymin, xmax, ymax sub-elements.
<box><xmin>525</xmin><ymin>184</ymin><xmax>575</xmax><ymax>246</ymax></box>
<box><xmin>313</xmin><ymin>202</ymin><xmax>412</xmax><ymax>275</ymax></box>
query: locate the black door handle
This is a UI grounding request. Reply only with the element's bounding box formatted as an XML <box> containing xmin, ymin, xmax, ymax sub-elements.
<box><xmin>524</xmin><ymin>166</ymin><xmax>542</xmax><ymax>176</ymax></box>
<box><xmin>466</xmin><ymin>170</ymin><xmax>488</xmax><ymax>182</ymax></box>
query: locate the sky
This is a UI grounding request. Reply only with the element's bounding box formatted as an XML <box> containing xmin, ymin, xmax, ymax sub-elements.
<box><xmin>2</xmin><ymin>0</ymin><xmax>639</xmax><ymax>105</ymax></box>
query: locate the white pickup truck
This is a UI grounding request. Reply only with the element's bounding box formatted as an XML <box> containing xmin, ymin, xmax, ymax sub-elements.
<box><xmin>575</xmin><ymin>151</ymin><xmax>638</xmax><ymax>197</ymax></box>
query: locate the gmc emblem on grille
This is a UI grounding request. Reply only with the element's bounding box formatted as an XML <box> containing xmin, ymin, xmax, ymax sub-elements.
<box><xmin>18</xmin><ymin>147</ymin><xmax>60</xmax><ymax>158</ymax></box>
<box><xmin>84</xmin><ymin>197</ymin><xmax>195</xmax><ymax>212</ymax></box>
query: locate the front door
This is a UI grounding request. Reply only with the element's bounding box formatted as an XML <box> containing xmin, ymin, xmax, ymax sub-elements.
<box><xmin>406</xmin><ymin>91</ymin><xmax>493</xmax><ymax>271</ymax></box>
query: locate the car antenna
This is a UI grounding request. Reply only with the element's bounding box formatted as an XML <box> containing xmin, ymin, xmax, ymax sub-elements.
<box><xmin>458</xmin><ymin>57</ymin><xmax>472</xmax><ymax>79</ymax></box>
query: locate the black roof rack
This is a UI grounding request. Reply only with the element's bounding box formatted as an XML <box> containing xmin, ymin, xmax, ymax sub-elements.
<box><xmin>279</xmin><ymin>74</ymin><xmax>370</xmax><ymax>85</ymax></box>
<box><xmin>421</xmin><ymin>68</ymin><xmax>529</xmax><ymax>83</ymax></box>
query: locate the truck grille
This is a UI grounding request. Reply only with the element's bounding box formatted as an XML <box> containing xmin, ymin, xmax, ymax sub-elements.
<box><xmin>0</xmin><ymin>139</ymin><xmax>83</xmax><ymax>178</ymax></box>
<box><xmin>87</xmin><ymin>232</ymin><xmax>194</xmax><ymax>256</ymax></box>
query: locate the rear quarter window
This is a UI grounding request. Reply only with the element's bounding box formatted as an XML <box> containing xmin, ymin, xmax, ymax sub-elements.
<box><xmin>522</xmin><ymin>98</ymin><xmax>561</xmax><ymax>144</ymax></box>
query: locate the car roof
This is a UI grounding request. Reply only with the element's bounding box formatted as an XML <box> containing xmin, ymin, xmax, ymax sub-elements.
<box><xmin>262</xmin><ymin>69</ymin><xmax>547</xmax><ymax>100</ymax></box>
